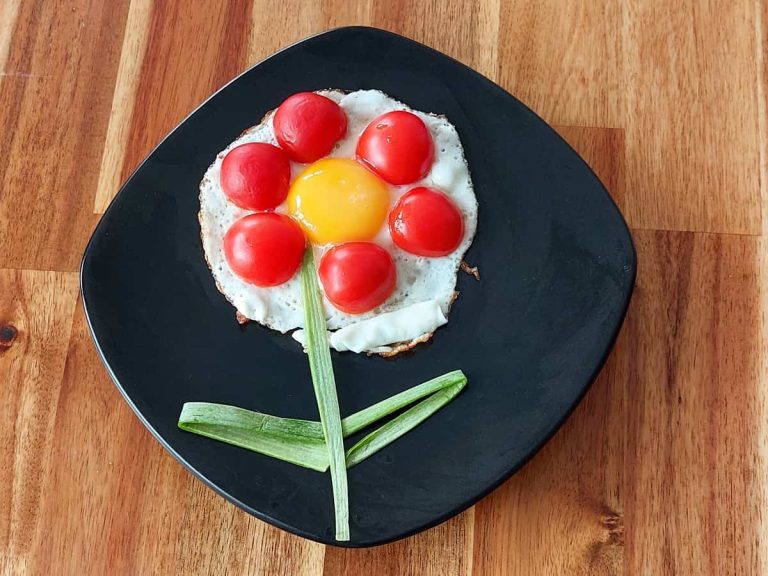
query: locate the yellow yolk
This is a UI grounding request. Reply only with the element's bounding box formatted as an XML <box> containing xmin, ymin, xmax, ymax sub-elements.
<box><xmin>288</xmin><ymin>158</ymin><xmax>389</xmax><ymax>244</ymax></box>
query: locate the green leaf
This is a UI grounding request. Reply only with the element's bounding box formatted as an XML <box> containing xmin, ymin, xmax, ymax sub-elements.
<box><xmin>300</xmin><ymin>248</ymin><xmax>349</xmax><ymax>541</ymax></box>
<box><xmin>341</xmin><ymin>370</ymin><xmax>466</xmax><ymax>436</ymax></box>
<box><xmin>178</xmin><ymin>403</ymin><xmax>328</xmax><ymax>471</ymax></box>
<box><xmin>178</xmin><ymin>370</ymin><xmax>467</xmax><ymax>472</ymax></box>
<box><xmin>345</xmin><ymin>376</ymin><xmax>466</xmax><ymax>468</ymax></box>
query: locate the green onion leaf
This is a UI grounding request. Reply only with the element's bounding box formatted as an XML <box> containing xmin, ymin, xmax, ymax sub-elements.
<box><xmin>300</xmin><ymin>248</ymin><xmax>349</xmax><ymax>541</ymax></box>
<box><xmin>341</xmin><ymin>370</ymin><xmax>466</xmax><ymax>436</ymax></box>
<box><xmin>178</xmin><ymin>370</ymin><xmax>467</xmax><ymax>472</ymax></box>
<box><xmin>345</xmin><ymin>375</ymin><xmax>465</xmax><ymax>468</ymax></box>
<box><xmin>178</xmin><ymin>403</ymin><xmax>328</xmax><ymax>471</ymax></box>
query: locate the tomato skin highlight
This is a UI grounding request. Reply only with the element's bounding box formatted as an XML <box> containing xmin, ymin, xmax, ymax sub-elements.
<box><xmin>220</xmin><ymin>143</ymin><xmax>291</xmax><ymax>211</ymax></box>
<box><xmin>223</xmin><ymin>213</ymin><xmax>306</xmax><ymax>287</ymax></box>
<box><xmin>389</xmin><ymin>187</ymin><xmax>464</xmax><ymax>257</ymax></box>
<box><xmin>356</xmin><ymin>111</ymin><xmax>434</xmax><ymax>185</ymax></box>
<box><xmin>274</xmin><ymin>92</ymin><xmax>348</xmax><ymax>163</ymax></box>
<box><xmin>318</xmin><ymin>242</ymin><xmax>397</xmax><ymax>314</ymax></box>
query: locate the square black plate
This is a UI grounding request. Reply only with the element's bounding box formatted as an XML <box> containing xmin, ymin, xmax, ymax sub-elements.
<box><xmin>81</xmin><ymin>26</ymin><xmax>636</xmax><ymax>547</ymax></box>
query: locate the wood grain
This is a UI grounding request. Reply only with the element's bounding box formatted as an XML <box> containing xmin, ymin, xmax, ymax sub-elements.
<box><xmin>120</xmin><ymin>0</ymin><xmax>253</xmax><ymax>186</ymax></box>
<box><xmin>370</xmin><ymin>0</ymin><xmax>500</xmax><ymax>80</ymax></box>
<box><xmin>324</xmin><ymin>510</ymin><xmax>474</xmax><ymax>576</ymax></box>
<box><xmin>0</xmin><ymin>0</ymin><xmax>21</xmax><ymax>73</ymax></box>
<box><xmin>496</xmin><ymin>0</ymin><xmax>621</xmax><ymax>127</ymax></box>
<box><xmin>622</xmin><ymin>0</ymin><xmax>762</xmax><ymax>235</ymax></box>
<box><xmin>625</xmin><ymin>230</ymin><xmax>761</xmax><ymax>574</ymax></box>
<box><xmin>0</xmin><ymin>0</ymin><xmax>766</xmax><ymax>574</ymax></box>
<box><xmin>0</xmin><ymin>0</ymin><xmax>129</xmax><ymax>272</ymax></box>
<box><xmin>0</xmin><ymin>269</ymin><xmax>79</xmax><ymax>575</ymax></box>
<box><xmin>759</xmin><ymin>8</ymin><xmax>768</xmax><ymax>572</ymax></box>
<box><xmin>248</xmin><ymin>0</ymin><xmax>372</xmax><ymax>65</ymax></box>
<box><xmin>93</xmin><ymin>0</ymin><xmax>153</xmax><ymax>214</ymax></box>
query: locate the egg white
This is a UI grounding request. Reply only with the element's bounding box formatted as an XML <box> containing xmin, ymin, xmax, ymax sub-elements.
<box><xmin>199</xmin><ymin>89</ymin><xmax>478</xmax><ymax>350</ymax></box>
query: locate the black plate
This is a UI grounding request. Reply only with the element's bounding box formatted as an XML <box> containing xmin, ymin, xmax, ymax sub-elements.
<box><xmin>81</xmin><ymin>26</ymin><xmax>636</xmax><ymax>547</ymax></box>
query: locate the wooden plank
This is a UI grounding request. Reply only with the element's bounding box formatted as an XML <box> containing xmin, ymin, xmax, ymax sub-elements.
<box><xmin>0</xmin><ymin>269</ymin><xmax>79</xmax><ymax>575</ymax></box>
<box><xmin>0</xmin><ymin>0</ymin><xmax>21</xmax><ymax>73</ymax></box>
<box><xmin>0</xmin><ymin>0</ymin><xmax>130</xmax><ymax>272</ymax></box>
<box><xmin>369</xmin><ymin>0</ymin><xmax>500</xmax><ymax>80</ymax></box>
<box><xmin>625</xmin><ymin>230</ymin><xmax>761</xmax><ymax>574</ymax></box>
<box><xmin>759</xmin><ymin>0</ymin><xmax>767</xmax><ymax>233</ymax></box>
<box><xmin>759</xmin><ymin>29</ymin><xmax>767</xmax><ymax>570</ymax></box>
<box><xmin>623</xmin><ymin>0</ymin><xmax>761</xmax><ymax>234</ymax></box>
<box><xmin>93</xmin><ymin>0</ymin><xmax>153</xmax><ymax>214</ymax></box>
<box><xmin>496</xmin><ymin>0</ymin><xmax>621</xmax><ymax>127</ymax></box>
<box><xmin>119</xmin><ymin>0</ymin><xmax>254</xmax><ymax>187</ymax></box>
<box><xmin>171</xmin><ymin>481</ymin><xmax>325</xmax><ymax>576</ymax></box>
<box><xmin>752</xmin><ymin>7</ymin><xmax>766</xmax><ymax>574</ymax></box>
<box><xmin>22</xmin><ymin>300</ymin><xmax>326</xmax><ymax>575</ymax></box>
<box><xmin>247</xmin><ymin>0</ymin><xmax>372</xmax><ymax>65</ymax></box>
<box><xmin>323</xmin><ymin>510</ymin><xmax>474</xmax><ymax>576</ymax></box>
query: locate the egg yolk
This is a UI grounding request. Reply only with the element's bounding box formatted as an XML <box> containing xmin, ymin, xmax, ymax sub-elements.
<box><xmin>288</xmin><ymin>158</ymin><xmax>389</xmax><ymax>244</ymax></box>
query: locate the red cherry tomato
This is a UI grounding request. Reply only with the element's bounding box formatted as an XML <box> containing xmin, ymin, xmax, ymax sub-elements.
<box><xmin>389</xmin><ymin>187</ymin><xmax>464</xmax><ymax>257</ymax></box>
<box><xmin>318</xmin><ymin>242</ymin><xmax>397</xmax><ymax>314</ymax></box>
<box><xmin>274</xmin><ymin>92</ymin><xmax>348</xmax><ymax>163</ymax></box>
<box><xmin>220</xmin><ymin>143</ymin><xmax>290</xmax><ymax>211</ymax></box>
<box><xmin>223</xmin><ymin>213</ymin><xmax>305</xmax><ymax>287</ymax></box>
<box><xmin>356</xmin><ymin>111</ymin><xmax>434</xmax><ymax>185</ymax></box>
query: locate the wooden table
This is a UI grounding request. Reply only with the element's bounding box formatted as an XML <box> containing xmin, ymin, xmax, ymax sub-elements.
<box><xmin>1</xmin><ymin>1</ymin><xmax>765</xmax><ymax>574</ymax></box>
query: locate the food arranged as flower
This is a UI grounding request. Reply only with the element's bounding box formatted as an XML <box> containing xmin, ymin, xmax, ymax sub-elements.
<box><xmin>199</xmin><ymin>90</ymin><xmax>478</xmax><ymax>354</ymax></box>
<box><xmin>190</xmin><ymin>90</ymin><xmax>477</xmax><ymax>542</ymax></box>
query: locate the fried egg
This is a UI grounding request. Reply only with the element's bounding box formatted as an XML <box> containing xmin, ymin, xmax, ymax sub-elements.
<box><xmin>199</xmin><ymin>90</ymin><xmax>478</xmax><ymax>353</ymax></box>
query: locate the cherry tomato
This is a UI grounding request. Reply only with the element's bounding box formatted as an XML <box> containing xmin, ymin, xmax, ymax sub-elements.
<box><xmin>318</xmin><ymin>242</ymin><xmax>397</xmax><ymax>314</ymax></box>
<box><xmin>220</xmin><ymin>143</ymin><xmax>291</xmax><ymax>211</ymax></box>
<box><xmin>274</xmin><ymin>92</ymin><xmax>348</xmax><ymax>163</ymax></box>
<box><xmin>389</xmin><ymin>187</ymin><xmax>464</xmax><ymax>257</ymax></box>
<box><xmin>223</xmin><ymin>213</ymin><xmax>305</xmax><ymax>287</ymax></box>
<box><xmin>356</xmin><ymin>110</ymin><xmax>434</xmax><ymax>185</ymax></box>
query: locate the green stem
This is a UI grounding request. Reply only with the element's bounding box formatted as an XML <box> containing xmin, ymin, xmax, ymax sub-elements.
<box><xmin>300</xmin><ymin>249</ymin><xmax>349</xmax><ymax>541</ymax></box>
